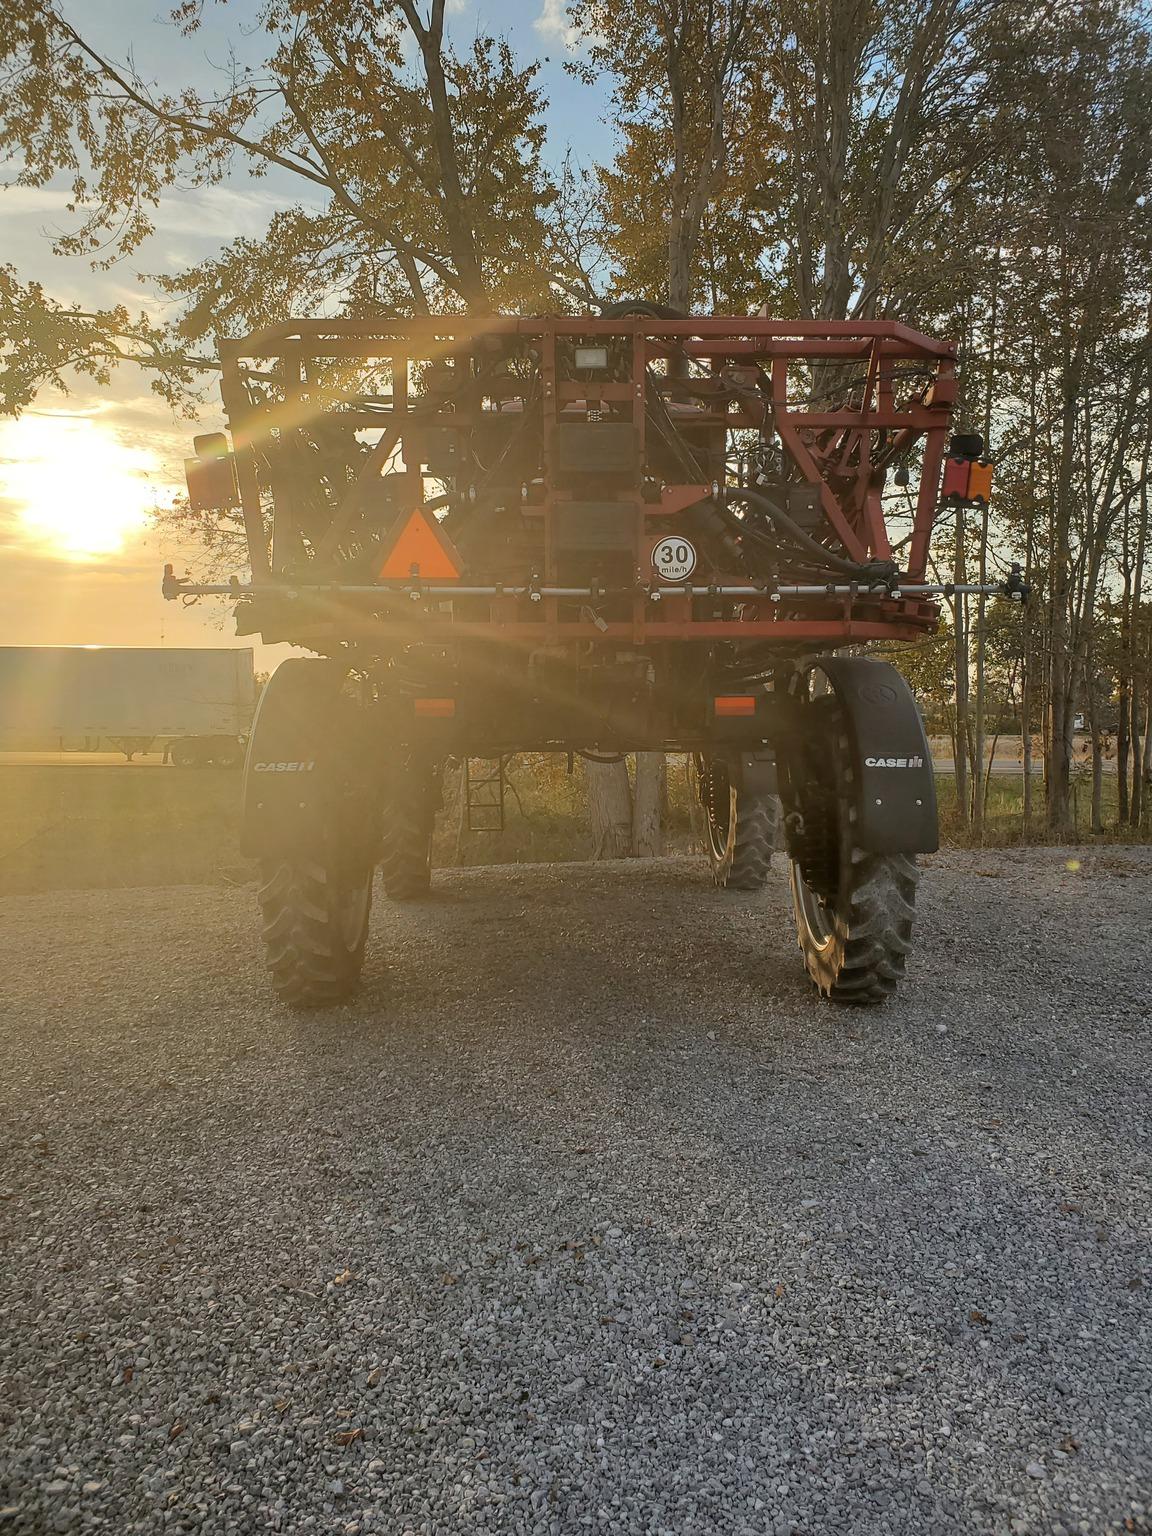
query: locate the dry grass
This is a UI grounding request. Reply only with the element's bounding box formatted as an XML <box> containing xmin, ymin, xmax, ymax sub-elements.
<box><xmin>0</xmin><ymin>758</ymin><xmax>1146</xmax><ymax>897</ymax></box>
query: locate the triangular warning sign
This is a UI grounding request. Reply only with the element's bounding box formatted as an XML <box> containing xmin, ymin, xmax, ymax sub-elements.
<box><xmin>378</xmin><ymin>508</ymin><xmax>462</xmax><ymax>581</ymax></box>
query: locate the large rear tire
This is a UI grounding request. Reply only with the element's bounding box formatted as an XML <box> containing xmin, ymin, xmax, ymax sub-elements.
<box><xmin>786</xmin><ymin>702</ymin><xmax>920</xmax><ymax>1004</ymax></box>
<box><xmin>244</xmin><ymin>659</ymin><xmax>381</xmax><ymax>1007</ymax></box>
<box><xmin>258</xmin><ymin>859</ymin><xmax>373</xmax><ymax>1008</ymax></box>
<box><xmin>699</xmin><ymin>758</ymin><xmax>778</xmax><ymax>891</ymax></box>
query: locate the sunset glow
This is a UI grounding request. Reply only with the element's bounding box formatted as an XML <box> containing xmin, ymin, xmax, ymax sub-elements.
<box><xmin>0</xmin><ymin>414</ymin><xmax>178</xmax><ymax>559</ymax></box>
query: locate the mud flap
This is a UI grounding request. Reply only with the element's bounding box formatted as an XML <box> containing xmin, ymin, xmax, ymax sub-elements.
<box><xmin>241</xmin><ymin>659</ymin><xmax>381</xmax><ymax>868</ymax></box>
<box><xmin>729</xmin><ymin>749</ymin><xmax>777</xmax><ymax>799</ymax></box>
<box><xmin>813</xmin><ymin>657</ymin><xmax>938</xmax><ymax>854</ymax></box>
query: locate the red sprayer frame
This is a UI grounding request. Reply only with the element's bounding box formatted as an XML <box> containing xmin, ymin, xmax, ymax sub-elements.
<box><xmin>174</xmin><ymin>315</ymin><xmax>966</xmax><ymax>650</ymax></box>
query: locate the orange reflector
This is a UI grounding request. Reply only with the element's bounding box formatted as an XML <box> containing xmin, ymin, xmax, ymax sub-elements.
<box><xmin>378</xmin><ymin>508</ymin><xmax>462</xmax><ymax>581</ymax></box>
<box><xmin>414</xmin><ymin>698</ymin><xmax>456</xmax><ymax>718</ymax></box>
<box><xmin>714</xmin><ymin>695</ymin><xmax>756</xmax><ymax>718</ymax></box>
<box><xmin>966</xmin><ymin>459</ymin><xmax>993</xmax><ymax>503</ymax></box>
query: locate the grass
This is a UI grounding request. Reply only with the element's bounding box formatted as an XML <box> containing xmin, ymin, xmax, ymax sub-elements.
<box><xmin>0</xmin><ymin>766</ymin><xmax>245</xmax><ymax>897</ymax></box>
<box><xmin>935</xmin><ymin>771</ymin><xmax>1150</xmax><ymax>846</ymax></box>
<box><xmin>0</xmin><ymin>758</ymin><xmax>1146</xmax><ymax>897</ymax></box>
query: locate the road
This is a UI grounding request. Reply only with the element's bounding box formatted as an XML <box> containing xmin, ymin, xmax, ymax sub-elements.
<box><xmin>932</xmin><ymin>759</ymin><xmax>1119</xmax><ymax>776</ymax></box>
<box><xmin>2</xmin><ymin>851</ymin><xmax>1150</xmax><ymax>1535</ymax></box>
<box><xmin>0</xmin><ymin>752</ymin><xmax>174</xmax><ymax>768</ymax></box>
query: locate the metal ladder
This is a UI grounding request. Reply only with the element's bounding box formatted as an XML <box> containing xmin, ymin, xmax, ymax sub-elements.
<box><xmin>464</xmin><ymin>757</ymin><xmax>506</xmax><ymax>832</ymax></box>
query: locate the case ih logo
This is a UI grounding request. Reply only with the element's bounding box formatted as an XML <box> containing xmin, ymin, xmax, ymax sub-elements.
<box><xmin>253</xmin><ymin>761</ymin><xmax>316</xmax><ymax>772</ymax></box>
<box><xmin>865</xmin><ymin>755</ymin><xmax>925</xmax><ymax>769</ymax></box>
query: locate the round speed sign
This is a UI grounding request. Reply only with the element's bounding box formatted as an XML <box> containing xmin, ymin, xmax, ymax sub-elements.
<box><xmin>652</xmin><ymin>536</ymin><xmax>697</xmax><ymax>582</ymax></box>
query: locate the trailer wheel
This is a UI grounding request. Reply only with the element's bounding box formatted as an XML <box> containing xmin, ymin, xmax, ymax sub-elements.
<box><xmin>170</xmin><ymin>738</ymin><xmax>203</xmax><ymax>769</ymax></box>
<box><xmin>787</xmin><ymin>710</ymin><xmax>920</xmax><ymax>1004</ymax></box>
<box><xmin>699</xmin><ymin>758</ymin><xmax>777</xmax><ymax>890</ymax></box>
<box><xmin>380</xmin><ymin>760</ymin><xmax>434</xmax><ymax>901</ymax></box>
<box><xmin>211</xmin><ymin>739</ymin><xmax>243</xmax><ymax>770</ymax></box>
<box><xmin>258</xmin><ymin>858</ymin><xmax>373</xmax><ymax>1008</ymax></box>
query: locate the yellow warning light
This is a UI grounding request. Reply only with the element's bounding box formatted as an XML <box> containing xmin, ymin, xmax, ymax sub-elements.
<box><xmin>378</xmin><ymin>508</ymin><xmax>462</xmax><ymax>581</ymax></box>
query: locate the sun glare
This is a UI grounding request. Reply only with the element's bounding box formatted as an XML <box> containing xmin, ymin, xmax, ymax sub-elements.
<box><xmin>0</xmin><ymin>414</ymin><xmax>177</xmax><ymax>559</ymax></box>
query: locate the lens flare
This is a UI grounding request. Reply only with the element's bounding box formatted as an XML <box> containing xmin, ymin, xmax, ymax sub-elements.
<box><xmin>0</xmin><ymin>413</ymin><xmax>178</xmax><ymax>559</ymax></box>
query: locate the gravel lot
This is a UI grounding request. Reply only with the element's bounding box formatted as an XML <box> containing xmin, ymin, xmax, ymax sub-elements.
<box><xmin>2</xmin><ymin>848</ymin><xmax>1151</xmax><ymax>1536</ymax></box>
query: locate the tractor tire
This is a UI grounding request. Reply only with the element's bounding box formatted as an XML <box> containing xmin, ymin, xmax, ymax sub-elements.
<box><xmin>700</xmin><ymin>758</ymin><xmax>778</xmax><ymax>891</ymax></box>
<box><xmin>786</xmin><ymin>704</ymin><xmax>920</xmax><ymax>1004</ymax></box>
<box><xmin>380</xmin><ymin>763</ymin><xmax>435</xmax><ymax>901</ymax></box>
<box><xmin>258</xmin><ymin>858</ymin><xmax>373</xmax><ymax>1008</ymax></box>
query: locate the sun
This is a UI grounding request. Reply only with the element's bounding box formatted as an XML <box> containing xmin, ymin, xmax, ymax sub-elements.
<box><xmin>0</xmin><ymin>413</ymin><xmax>178</xmax><ymax>559</ymax></box>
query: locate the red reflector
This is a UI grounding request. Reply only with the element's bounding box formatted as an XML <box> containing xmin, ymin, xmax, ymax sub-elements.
<box><xmin>940</xmin><ymin>456</ymin><xmax>970</xmax><ymax>499</ymax></box>
<box><xmin>714</xmin><ymin>695</ymin><xmax>756</xmax><ymax>718</ymax></box>
<box><xmin>414</xmin><ymin>698</ymin><xmax>455</xmax><ymax>718</ymax></box>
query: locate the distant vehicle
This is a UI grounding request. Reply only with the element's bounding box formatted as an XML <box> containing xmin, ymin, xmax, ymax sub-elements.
<box><xmin>0</xmin><ymin>646</ymin><xmax>255</xmax><ymax>764</ymax></box>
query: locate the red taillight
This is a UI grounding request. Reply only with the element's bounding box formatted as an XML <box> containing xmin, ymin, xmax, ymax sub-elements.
<box><xmin>714</xmin><ymin>695</ymin><xmax>756</xmax><ymax>718</ymax></box>
<box><xmin>413</xmin><ymin>698</ymin><xmax>455</xmax><ymax>718</ymax></box>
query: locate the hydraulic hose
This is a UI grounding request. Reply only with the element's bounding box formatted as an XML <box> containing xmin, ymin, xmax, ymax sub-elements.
<box><xmin>719</xmin><ymin>486</ymin><xmax>900</xmax><ymax>584</ymax></box>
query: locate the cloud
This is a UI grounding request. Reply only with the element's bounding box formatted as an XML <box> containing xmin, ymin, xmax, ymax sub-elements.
<box><xmin>0</xmin><ymin>186</ymin><xmax>78</xmax><ymax>216</ymax></box>
<box><xmin>534</xmin><ymin>0</ymin><xmax>581</xmax><ymax>50</ymax></box>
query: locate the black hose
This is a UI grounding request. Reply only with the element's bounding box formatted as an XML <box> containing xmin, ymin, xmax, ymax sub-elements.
<box><xmin>720</xmin><ymin>487</ymin><xmax>900</xmax><ymax>583</ymax></box>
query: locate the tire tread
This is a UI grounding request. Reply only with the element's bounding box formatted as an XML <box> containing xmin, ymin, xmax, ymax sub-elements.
<box><xmin>257</xmin><ymin>859</ymin><xmax>370</xmax><ymax>1008</ymax></box>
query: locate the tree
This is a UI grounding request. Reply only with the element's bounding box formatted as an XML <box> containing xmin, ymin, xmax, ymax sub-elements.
<box><xmin>0</xmin><ymin>1</ymin><xmax>561</xmax><ymax>328</ymax></box>
<box><xmin>0</xmin><ymin>266</ymin><xmax>210</xmax><ymax>416</ymax></box>
<box><xmin>5</xmin><ymin>0</ymin><xmax>1152</xmax><ymax>850</ymax></box>
<box><xmin>573</xmin><ymin>0</ymin><xmax>755</xmax><ymax>312</ymax></box>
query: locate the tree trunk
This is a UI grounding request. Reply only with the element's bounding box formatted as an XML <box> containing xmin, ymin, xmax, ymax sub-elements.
<box><xmin>1087</xmin><ymin>667</ymin><xmax>1104</xmax><ymax>834</ymax></box>
<box><xmin>1132</xmin><ymin>661</ymin><xmax>1147</xmax><ymax>827</ymax></box>
<box><xmin>1142</xmin><ymin>678</ymin><xmax>1152</xmax><ymax>824</ymax></box>
<box><xmin>632</xmin><ymin>753</ymin><xmax>664</xmax><ymax>856</ymax></box>
<box><xmin>584</xmin><ymin>758</ymin><xmax>633</xmax><ymax>859</ymax></box>
<box><xmin>952</xmin><ymin>573</ymin><xmax>970</xmax><ymax>829</ymax></box>
<box><xmin>1021</xmin><ymin>707</ymin><xmax>1034</xmax><ymax>836</ymax></box>
<box><xmin>1130</xmin><ymin>440</ymin><xmax>1150</xmax><ymax>825</ymax></box>
<box><xmin>972</xmin><ymin>592</ymin><xmax>987</xmax><ymax>842</ymax></box>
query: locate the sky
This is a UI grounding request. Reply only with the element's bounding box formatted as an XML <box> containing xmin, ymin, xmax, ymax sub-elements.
<box><xmin>0</xmin><ymin>0</ymin><xmax>616</xmax><ymax>666</ymax></box>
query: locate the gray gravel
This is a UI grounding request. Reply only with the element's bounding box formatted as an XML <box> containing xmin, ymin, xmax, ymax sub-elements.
<box><xmin>1</xmin><ymin>847</ymin><xmax>1151</xmax><ymax>1536</ymax></box>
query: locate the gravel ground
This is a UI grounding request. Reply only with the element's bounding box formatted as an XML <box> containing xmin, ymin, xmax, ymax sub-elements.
<box><xmin>1</xmin><ymin>847</ymin><xmax>1151</xmax><ymax>1536</ymax></box>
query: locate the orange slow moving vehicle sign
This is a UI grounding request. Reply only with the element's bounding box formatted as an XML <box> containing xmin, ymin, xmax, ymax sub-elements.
<box><xmin>378</xmin><ymin>508</ymin><xmax>462</xmax><ymax>581</ymax></box>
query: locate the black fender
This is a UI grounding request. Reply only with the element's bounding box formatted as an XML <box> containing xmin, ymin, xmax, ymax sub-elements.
<box><xmin>241</xmin><ymin>659</ymin><xmax>382</xmax><ymax>867</ymax></box>
<box><xmin>728</xmin><ymin>749</ymin><xmax>777</xmax><ymax>799</ymax></box>
<box><xmin>812</xmin><ymin>656</ymin><xmax>938</xmax><ymax>854</ymax></box>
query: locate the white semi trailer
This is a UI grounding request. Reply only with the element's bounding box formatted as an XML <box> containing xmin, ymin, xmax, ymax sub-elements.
<box><xmin>0</xmin><ymin>646</ymin><xmax>255</xmax><ymax>764</ymax></box>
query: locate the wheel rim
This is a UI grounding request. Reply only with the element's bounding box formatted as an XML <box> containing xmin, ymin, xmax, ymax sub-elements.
<box><xmin>791</xmin><ymin>861</ymin><xmax>837</xmax><ymax>952</ymax></box>
<box><xmin>704</xmin><ymin>766</ymin><xmax>735</xmax><ymax>862</ymax></box>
